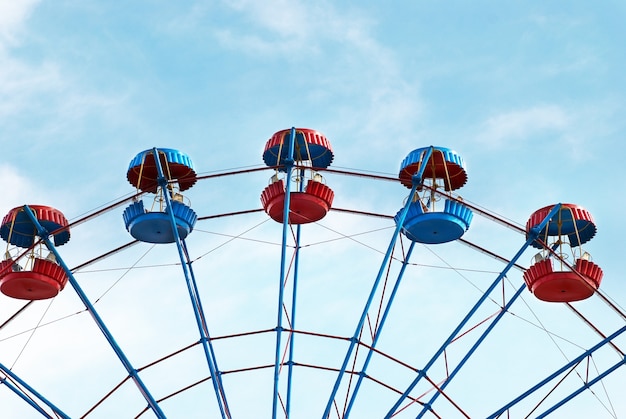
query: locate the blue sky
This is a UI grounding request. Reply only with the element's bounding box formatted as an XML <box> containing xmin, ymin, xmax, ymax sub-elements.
<box><xmin>1</xmin><ymin>1</ymin><xmax>626</xmax><ymax>418</ymax></box>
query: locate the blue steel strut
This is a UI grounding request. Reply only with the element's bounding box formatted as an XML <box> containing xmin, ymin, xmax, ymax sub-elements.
<box><xmin>285</xmin><ymin>167</ymin><xmax>306</xmax><ymax>417</ymax></box>
<box><xmin>416</xmin><ymin>282</ymin><xmax>527</xmax><ymax>418</ymax></box>
<box><xmin>273</xmin><ymin>127</ymin><xmax>298</xmax><ymax>419</ymax></box>
<box><xmin>384</xmin><ymin>203</ymin><xmax>564</xmax><ymax>418</ymax></box>
<box><xmin>22</xmin><ymin>204</ymin><xmax>167</xmax><ymax>419</ymax></box>
<box><xmin>150</xmin><ymin>148</ymin><xmax>231</xmax><ymax>419</ymax></box>
<box><xmin>0</xmin><ymin>362</ymin><xmax>71</xmax><ymax>419</ymax></box>
<box><xmin>412</xmin><ymin>245</ymin><xmax>570</xmax><ymax>417</ymax></box>
<box><xmin>488</xmin><ymin>324</ymin><xmax>626</xmax><ymax>418</ymax></box>
<box><xmin>343</xmin><ymin>240</ymin><xmax>417</xmax><ymax>417</ymax></box>
<box><xmin>322</xmin><ymin>147</ymin><xmax>434</xmax><ymax>418</ymax></box>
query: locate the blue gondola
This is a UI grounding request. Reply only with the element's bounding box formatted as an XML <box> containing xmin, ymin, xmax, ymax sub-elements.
<box><xmin>395</xmin><ymin>146</ymin><xmax>472</xmax><ymax>244</ymax></box>
<box><xmin>123</xmin><ymin>148</ymin><xmax>198</xmax><ymax>243</ymax></box>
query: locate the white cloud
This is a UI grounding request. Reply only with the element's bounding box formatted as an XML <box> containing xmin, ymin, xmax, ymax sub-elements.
<box><xmin>215</xmin><ymin>0</ymin><xmax>378</xmax><ymax>59</ymax></box>
<box><xmin>0</xmin><ymin>0</ymin><xmax>40</xmax><ymax>49</ymax></box>
<box><xmin>208</xmin><ymin>0</ymin><xmax>424</xmax><ymax>170</ymax></box>
<box><xmin>225</xmin><ymin>0</ymin><xmax>311</xmax><ymax>39</ymax></box>
<box><xmin>0</xmin><ymin>1</ymin><xmax>52</xmax><ymax>118</ymax></box>
<box><xmin>214</xmin><ymin>28</ymin><xmax>307</xmax><ymax>56</ymax></box>
<box><xmin>478</xmin><ymin>104</ymin><xmax>569</xmax><ymax>149</ymax></box>
<box><xmin>0</xmin><ymin>165</ymin><xmax>50</xmax><ymax>216</ymax></box>
<box><xmin>0</xmin><ymin>58</ymin><xmax>63</xmax><ymax>118</ymax></box>
<box><xmin>213</xmin><ymin>4</ymin><xmax>308</xmax><ymax>55</ymax></box>
<box><xmin>475</xmin><ymin>101</ymin><xmax>622</xmax><ymax>165</ymax></box>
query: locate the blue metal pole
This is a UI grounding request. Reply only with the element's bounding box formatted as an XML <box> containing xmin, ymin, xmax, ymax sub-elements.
<box><xmin>0</xmin><ymin>377</ymin><xmax>52</xmax><ymax>418</ymax></box>
<box><xmin>286</xmin><ymin>222</ymin><xmax>302</xmax><ymax>417</ymax></box>
<box><xmin>385</xmin><ymin>203</ymin><xmax>563</xmax><ymax>418</ymax></box>
<box><xmin>488</xmin><ymin>324</ymin><xmax>626</xmax><ymax>418</ymax></box>
<box><xmin>416</xmin><ymin>282</ymin><xmax>527</xmax><ymax>418</ymax></box>
<box><xmin>322</xmin><ymin>147</ymin><xmax>434</xmax><ymax>418</ymax></box>
<box><xmin>150</xmin><ymin>148</ymin><xmax>230</xmax><ymax>418</ymax></box>
<box><xmin>343</xmin><ymin>241</ymin><xmax>417</xmax><ymax>417</ymax></box>
<box><xmin>0</xmin><ymin>362</ymin><xmax>71</xmax><ymax>419</ymax></box>
<box><xmin>286</xmin><ymin>165</ymin><xmax>306</xmax><ymax>417</ymax></box>
<box><xmin>420</xmin><ymin>238</ymin><xmax>604</xmax><ymax>416</ymax></box>
<box><xmin>273</xmin><ymin>127</ymin><xmax>298</xmax><ymax>419</ymax></box>
<box><xmin>21</xmin><ymin>205</ymin><xmax>166</xmax><ymax>419</ymax></box>
<box><xmin>182</xmin><ymin>239</ymin><xmax>231</xmax><ymax>415</ymax></box>
<box><xmin>536</xmin><ymin>356</ymin><xmax>626</xmax><ymax>418</ymax></box>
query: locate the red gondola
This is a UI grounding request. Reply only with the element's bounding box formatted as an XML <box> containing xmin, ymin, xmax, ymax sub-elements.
<box><xmin>523</xmin><ymin>204</ymin><xmax>603</xmax><ymax>302</ymax></box>
<box><xmin>0</xmin><ymin>205</ymin><xmax>70</xmax><ymax>300</ymax></box>
<box><xmin>260</xmin><ymin>128</ymin><xmax>335</xmax><ymax>224</ymax></box>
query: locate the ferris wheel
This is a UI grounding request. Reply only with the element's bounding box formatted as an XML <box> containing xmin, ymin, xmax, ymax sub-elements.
<box><xmin>0</xmin><ymin>128</ymin><xmax>625</xmax><ymax>418</ymax></box>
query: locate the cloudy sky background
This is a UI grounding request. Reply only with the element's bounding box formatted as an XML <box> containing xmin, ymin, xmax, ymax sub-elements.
<box><xmin>1</xmin><ymin>1</ymin><xmax>626</xmax><ymax>418</ymax></box>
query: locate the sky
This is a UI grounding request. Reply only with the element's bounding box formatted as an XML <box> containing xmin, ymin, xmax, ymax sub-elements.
<box><xmin>1</xmin><ymin>1</ymin><xmax>626</xmax><ymax>418</ymax></box>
